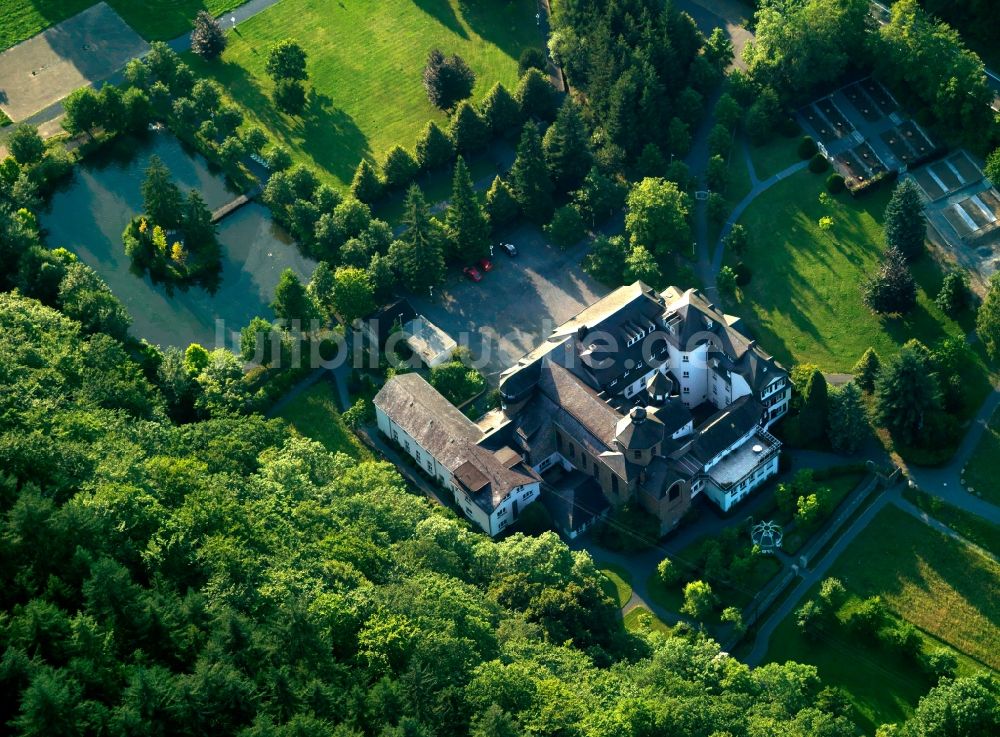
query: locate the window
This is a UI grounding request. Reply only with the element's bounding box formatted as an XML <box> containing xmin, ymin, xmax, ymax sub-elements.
<box><xmin>522</xmin><ymin>488</ymin><xmax>534</xmax><ymax>500</ymax></box>
<box><xmin>668</xmin><ymin>484</ymin><xmax>680</xmax><ymax>502</ymax></box>
<box><xmin>415</xmin><ymin>450</ymin><xmax>422</xmax><ymax>462</ymax></box>
<box><xmin>569</xmin><ymin>443</ymin><xmax>575</xmax><ymax>459</ymax></box>
<box><xmin>404</xmin><ymin>440</ymin><xmax>410</xmax><ymax>453</ymax></box>
<box><xmin>556</xmin><ymin>433</ymin><xmax>563</xmax><ymax>451</ymax></box>
<box><xmin>682</xmin><ymin>355</ymin><xmax>690</xmax><ymax>363</ymax></box>
<box><xmin>682</xmin><ymin>370</ymin><xmax>689</xmax><ymax>378</ymax></box>
<box><xmin>498</xmin><ymin>506</ymin><xmax>508</xmax><ymax>517</ymax></box>
<box><xmin>633</xmin><ymin>450</ymin><xmax>642</xmax><ymax>460</ymax></box>
<box><xmin>683</xmin><ymin>387</ymin><xmax>690</xmax><ymax>394</ymax></box>
<box><xmin>391</xmin><ymin>430</ymin><xmax>399</xmax><ymax>442</ymax></box>
<box><xmin>611</xmin><ymin>475</ymin><xmax>620</xmax><ymax>494</ymax></box>
<box><xmin>426</xmin><ymin>460</ymin><xmax>433</xmax><ymax>473</ymax></box>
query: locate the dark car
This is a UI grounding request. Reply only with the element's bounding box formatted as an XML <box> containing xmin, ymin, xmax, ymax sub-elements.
<box><xmin>478</xmin><ymin>257</ymin><xmax>493</xmax><ymax>272</ymax></box>
<box><xmin>499</xmin><ymin>242</ymin><xmax>517</xmax><ymax>257</ymax></box>
<box><xmin>462</xmin><ymin>265</ymin><xmax>482</xmax><ymax>282</ymax></box>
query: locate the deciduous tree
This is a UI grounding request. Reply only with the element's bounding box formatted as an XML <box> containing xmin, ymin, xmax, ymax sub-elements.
<box><xmin>976</xmin><ymin>273</ymin><xmax>1000</xmax><ymax>361</ymax></box>
<box><xmin>625</xmin><ymin>177</ymin><xmax>691</xmax><ymax>258</ymax></box>
<box><xmin>266</xmin><ymin>39</ymin><xmax>308</xmax><ymax>81</ymax></box>
<box><xmin>862</xmin><ymin>245</ymin><xmax>916</xmax><ymax>314</ymax></box>
<box><xmin>191</xmin><ymin>10</ymin><xmax>227</xmax><ymax>60</ymax></box>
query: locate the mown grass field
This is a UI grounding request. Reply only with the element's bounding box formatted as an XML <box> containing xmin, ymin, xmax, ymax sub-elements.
<box><xmin>623</xmin><ymin>606</ymin><xmax>673</xmax><ymax>637</ymax></box>
<box><xmin>598</xmin><ymin>564</ymin><xmax>633</xmax><ymax>608</ymax></box>
<box><xmin>189</xmin><ymin>0</ymin><xmax>537</xmax><ymax>188</ymax></box>
<box><xmin>277</xmin><ymin>379</ymin><xmax>370</xmax><ymax>460</ymax></box>
<box><xmin>903</xmin><ymin>488</ymin><xmax>1000</xmax><ymax>557</ymax></box>
<box><xmin>728</xmin><ymin>170</ymin><xmax>981</xmax><ymax>374</ymax></box>
<box><xmin>0</xmin><ymin>0</ymin><xmax>243</xmax><ymax>50</ymax></box>
<box><xmin>767</xmin><ymin>505</ymin><xmax>998</xmax><ymax>732</ymax></box>
<box><xmin>747</xmin><ymin>135</ymin><xmax>800</xmax><ymax>181</ymax></box>
<box><xmin>964</xmin><ymin>407</ymin><xmax>1000</xmax><ymax>504</ymax></box>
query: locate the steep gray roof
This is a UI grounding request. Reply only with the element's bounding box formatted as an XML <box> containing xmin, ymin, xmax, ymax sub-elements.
<box><xmin>373</xmin><ymin>373</ymin><xmax>483</xmax><ymax>472</ymax></box>
<box><xmin>689</xmin><ymin>396</ymin><xmax>765</xmax><ymax>464</ymax></box>
<box><xmin>454</xmin><ymin>444</ymin><xmax>540</xmax><ymax>513</ymax></box>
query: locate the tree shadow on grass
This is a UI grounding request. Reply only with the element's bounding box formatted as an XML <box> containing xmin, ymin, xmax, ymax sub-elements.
<box><xmin>411</xmin><ymin>0</ymin><xmax>468</xmax><ymax>39</ymax></box>
<box><xmin>205</xmin><ymin>59</ymin><xmax>371</xmax><ymax>185</ymax></box>
<box><xmin>457</xmin><ymin>0</ymin><xmax>538</xmax><ymax>58</ymax></box>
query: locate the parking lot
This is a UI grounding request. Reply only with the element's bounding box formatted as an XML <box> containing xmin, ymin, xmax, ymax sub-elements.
<box><xmin>408</xmin><ymin>224</ymin><xmax>610</xmax><ymax>382</ymax></box>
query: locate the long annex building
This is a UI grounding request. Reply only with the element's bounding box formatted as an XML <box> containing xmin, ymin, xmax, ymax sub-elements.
<box><xmin>374</xmin><ymin>282</ymin><xmax>791</xmax><ymax>538</ymax></box>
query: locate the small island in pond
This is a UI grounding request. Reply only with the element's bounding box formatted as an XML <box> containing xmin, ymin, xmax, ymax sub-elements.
<box><xmin>122</xmin><ymin>155</ymin><xmax>222</xmax><ymax>290</ymax></box>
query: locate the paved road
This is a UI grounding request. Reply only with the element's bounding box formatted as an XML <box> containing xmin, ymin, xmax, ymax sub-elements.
<box><xmin>745</xmin><ymin>484</ymin><xmax>895</xmax><ymax>665</ymax></box>
<box><xmin>897</xmin><ymin>388</ymin><xmax>1000</xmax><ymax>525</ymax></box>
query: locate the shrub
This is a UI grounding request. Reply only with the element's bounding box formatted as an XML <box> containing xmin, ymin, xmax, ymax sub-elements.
<box><xmin>733</xmin><ymin>261</ymin><xmax>752</xmax><ymax>286</ymax></box>
<box><xmin>798</xmin><ymin>135</ymin><xmax>818</xmax><ymax>159</ymax></box>
<box><xmin>514</xmin><ymin>501</ymin><xmax>553</xmax><ymax>535</ymax></box>
<box><xmin>809</xmin><ymin>153</ymin><xmax>829</xmax><ymax>174</ymax></box>
<box><xmin>545</xmin><ymin>205</ymin><xmax>586</xmax><ymax>249</ymax></box>
<box><xmin>594</xmin><ymin>504</ymin><xmax>659</xmax><ymax>552</ymax></box>
<box><xmin>518</xmin><ymin>47</ymin><xmax>548</xmax><ymax>76</ymax></box>
<box><xmin>657</xmin><ymin>557</ymin><xmax>681</xmax><ymax>586</ymax></box>
<box><xmin>922</xmin><ymin>649</ymin><xmax>958</xmax><ymax>681</ymax></box>
<box><xmin>826</xmin><ymin>173</ymin><xmax>845</xmax><ymax>194</ymax></box>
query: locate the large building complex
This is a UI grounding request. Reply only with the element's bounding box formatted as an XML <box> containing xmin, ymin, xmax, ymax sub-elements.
<box><xmin>374</xmin><ymin>282</ymin><xmax>791</xmax><ymax>537</ymax></box>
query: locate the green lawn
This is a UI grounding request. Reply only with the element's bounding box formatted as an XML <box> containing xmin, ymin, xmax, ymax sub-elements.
<box><xmin>623</xmin><ymin>606</ymin><xmax>673</xmax><ymax>637</ymax></box>
<box><xmin>598</xmin><ymin>564</ymin><xmax>634</xmax><ymax>608</ymax></box>
<box><xmin>747</xmin><ymin>135</ymin><xmax>800</xmax><ymax>181</ymax></box>
<box><xmin>766</xmin><ymin>505</ymin><xmax>999</xmax><ymax>732</ymax></box>
<box><xmin>831</xmin><ymin>506</ymin><xmax>999</xmax><ymax>669</ymax></box>
<box><xmin>729</xmin><ymin>171</ymin><xmax>977</xmax><ymax>373</ymax></box>
<box><xmin>277</xmin><ymin>380</ymin><xmax>370</xmax><ymax>460</ymax></box>
<box><xmin>0</xmin><ymin>0</ymin><xmax>243</xmax><ymax>51</ymax></box>
<box><xmin>188</xmin><ymin>0</ymin><xmax>537</xmax><ymax>188</ymax></box>
<box><xmin>903</xmin><ymin>488</ymin><xmax>1000</xmax><ymax>558</ymax></box>
<box><xmin>964</xmin><ymin>406</ymin><xmax>1000</xmax><ymax>504</ymax></box>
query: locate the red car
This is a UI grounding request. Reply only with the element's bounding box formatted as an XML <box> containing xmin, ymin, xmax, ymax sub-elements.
<box><xmin>463</xmin><ymin>265</ymin><xmax>482</xmax><ymax>282</ymax></box>
<box><xmin>478</xmin><ymin>257</ymin><xmax>493</xmax><ymax>272</ymax></box>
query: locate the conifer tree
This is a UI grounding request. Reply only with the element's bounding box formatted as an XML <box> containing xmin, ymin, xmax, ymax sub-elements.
<box><xmin>382</xmin><ymin>145</ymin><xmax>419</xmax><ymax>190</ymax></box>
<box><xmin>350</xmin><ymin>159</ymin><xmax>383</xmax><ymax>204</ymax></box>
<box><xmin>862</xmin><ymin>245</ymin><xmax>916</xmax><ymax>314</ymax></box>
<box><xmin>445</xmin><ymin>158</ymin><xmax>490</xmax><ymax>262</ymax></box>
<box><xmin>884</xmin><ymin>179</ymin><xmax>926</xmax><ymax>262</ymax></box>
<box><xmin>509</xmin><ymin>122</ymin><xmax>553</xmax><ymax>224</ymax></box>
<box><xmin>875</xmin><ymin>340</ymin><xmax>942</xmax><ymax>445</ymax></box>
<box><xmin>388</xmin><ymin>185</ymin><xmax>446</xmax><ymax>293</ymax></box>
<box><xmin>480</xmin><ymin>82</ymin><xmax>521</xmax><ymax>137</ymax></box>
<box><xmin>515</xmin><ymin>68</ymin><xmax>559</xmax><ymax>122</ymax></box>
<box><xmin>485</xmin><ymin>176</ymin><xmax>518</xmax><ymax>229</ymax></box>
<box><xmin>141</xmin><ymin>156</ymin><xmax>183</xmax><ymax>228</ymax></box>
<box><xmin>415</xmin><ymin>121</ymin><xmax>455</xmax><ymax>171</ymax></box>
<box><xmin>852</xmin><ymin>348</ymin><xmax>882</xmax><ymax>393</ymax></box>
<box><xmin>543</xmin><ymin>98</ymin><xmax>592</xmax><ymax>193</ymax></box>
<box><xmin>449</xmin><ymin>101</ymin><xmax>490</xmax><ymax>155</ymax></box>
<box><xmin>827</xmin><ymin>382</ymin><xmax>867</xmax><ymax>454</ymax></box>
<box><xmin>798</xmin><ymin>369</ymin><xmax>829</xmax><ymax>445</ymax></box>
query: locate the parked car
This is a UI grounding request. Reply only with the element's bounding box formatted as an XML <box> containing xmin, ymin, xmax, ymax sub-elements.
<box><xmin>499</xmin><ymin>242</ymin><xmax>517</xmax><ymax>257</ymax></box>
<box><xmin>462</xmin><ymin>265</ymin><xmax>482</xmax><ymax>282</ymax></box>
<box><xmin>478</xmin><ymin>257</ymin><xmax>493</xmax><ymax>272</ymax></box>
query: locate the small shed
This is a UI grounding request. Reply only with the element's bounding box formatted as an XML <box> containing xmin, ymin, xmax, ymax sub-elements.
<box><xmin>403</xmin><ymin>315</ymin><xmax>457</xmax><ymax>368</ymax></box>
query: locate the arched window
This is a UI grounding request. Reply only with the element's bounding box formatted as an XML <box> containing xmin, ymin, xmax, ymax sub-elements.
<box><xmin>667</xmin><ymin>482</ymin><xmax>681</xmax><ymax>502</ymax></box>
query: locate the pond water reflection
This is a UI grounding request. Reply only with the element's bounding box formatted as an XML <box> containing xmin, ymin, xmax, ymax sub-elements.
<box><xmin>41</xmin><ymin>133</ymin><xmax>316</xmax><ymax>350</ymax></box>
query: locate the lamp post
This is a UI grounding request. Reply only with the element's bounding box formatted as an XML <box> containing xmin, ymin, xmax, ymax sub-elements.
<box><xmin>231</xmin><ymin>15</ymin><xmax>236</xmax><ymax>29</ymax></box>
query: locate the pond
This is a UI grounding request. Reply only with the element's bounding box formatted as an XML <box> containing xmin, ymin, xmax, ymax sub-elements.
<box><xmin>41</xmin><ymin>132</ymin><xmax>316</xmax><ymax>350</ymax></box>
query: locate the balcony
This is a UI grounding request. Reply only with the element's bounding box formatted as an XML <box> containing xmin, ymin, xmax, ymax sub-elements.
<box><xmin>760</xmin><ymin>380</ymin><xmax>787</xmax><ymax>400</ymax></box>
